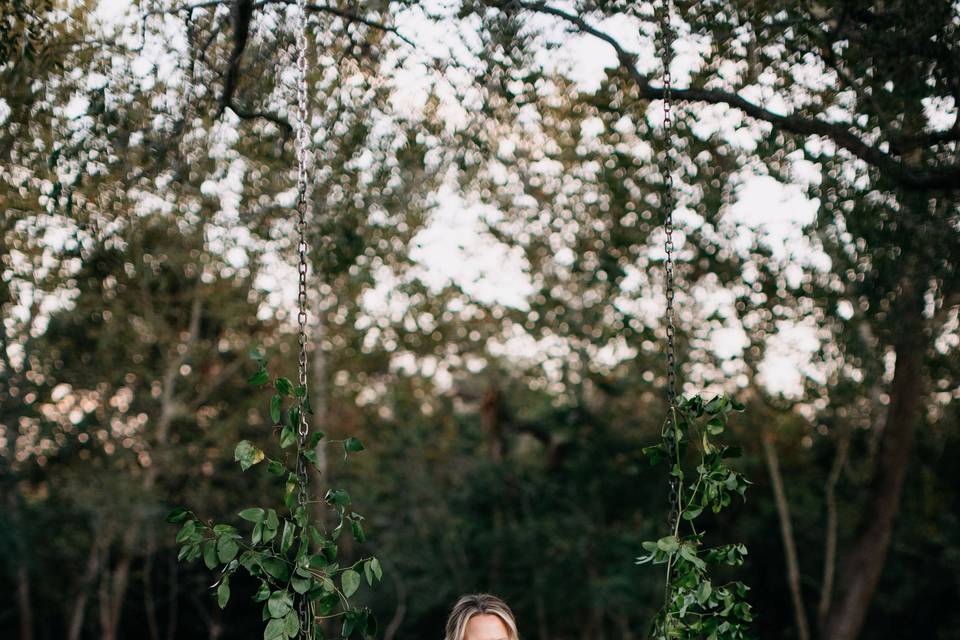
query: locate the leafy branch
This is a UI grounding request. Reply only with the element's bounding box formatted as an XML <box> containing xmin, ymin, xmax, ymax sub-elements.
<box><xmin>639</xmin><ymin>394</ymin><xmax>753</xmax><ymax>640</ymax></box>
<box><xmin>168</xmin><ymin>354</ymin><xmax>378</xmax><ymax>640</ymax></box>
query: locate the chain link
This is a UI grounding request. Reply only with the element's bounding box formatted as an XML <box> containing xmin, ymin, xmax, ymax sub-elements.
<box><xmin>294</xmin><ymin>0</ymin><xmax>311</xmax><ymax>635</ymax></box>
<box><xmin>657</xmin><ymin>0</ymin><xmax>681</xmax><ymax>586</ymax></box>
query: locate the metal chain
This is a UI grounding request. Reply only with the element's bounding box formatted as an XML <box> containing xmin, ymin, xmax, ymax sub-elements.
<box><xmin>293</xmin><ymin>0</ymin><xmax>311</xmax><ymax>635</ymax></box>
<box><xmin>657</xmin><ymin>0</ymin><xmax>681</xmax><ymax>587</ymax></box>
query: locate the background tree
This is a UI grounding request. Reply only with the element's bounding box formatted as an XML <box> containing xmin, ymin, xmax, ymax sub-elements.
<box><xmin>2</xmin><ymin>1</ymin><xmax>959</xmax><ymax>640</ymax></box>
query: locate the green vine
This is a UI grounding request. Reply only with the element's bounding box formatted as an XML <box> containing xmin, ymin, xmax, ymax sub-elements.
<box><xmin>168</xmin><ymin>353</ymin><xmax>379</xmax><ymax>640</ymax></box>
<box><xmin>638</xmin><ymin>394</ymin><xmax>753</xmax><ymax>640</ymax></box>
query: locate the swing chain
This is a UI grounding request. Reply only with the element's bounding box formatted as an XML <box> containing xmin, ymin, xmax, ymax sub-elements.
<box><xmin>294</xmin><ymin>0</ymin><xmax>311</xmax><ymax>634</ymax></box>
<box><xmin>658</xmin><ymin>0</ymin><xmax>681</xmax><ymax>548</ymax></box>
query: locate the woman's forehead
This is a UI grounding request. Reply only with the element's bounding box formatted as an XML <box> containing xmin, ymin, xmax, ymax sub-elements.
<box><xmin>464</xmin><ymin>613</ymin><xmax>510</xmax><ymax>640</ymax></box>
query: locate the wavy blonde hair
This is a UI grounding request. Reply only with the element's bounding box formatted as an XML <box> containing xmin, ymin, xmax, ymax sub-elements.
<box><xmin>444</xmin><ymin>593</ymin><xmax>519</xmax><ymax>640</ymax></box>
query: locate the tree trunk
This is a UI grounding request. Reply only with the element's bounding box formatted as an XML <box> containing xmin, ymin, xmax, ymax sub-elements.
<box><xmin>818</xmin><ymin>432</ymin><xmax>850</xmax><ymax>630</ymax></box>
<box><xmin>17</xmin><ymin>560</ymin><xmax>32</xmax><ymax>640</ymax></box>
<box><xmin>7</xmin><ymin>492</ymin><xmax>33</xmax><ymax>640</ymax></box>
<box><xmin>165</xmin><ymin>553</ymin><xmax>179</xmax><ymax>640</ymax></box>
<box><xmin>762</xmin><ymin>428</ymin><xmax>811</xmax><ymax>640</ymax></box>
<box><xmin>480</xmin><ymin>384</ymin><xmax>506</xmax><ymax>586</ymax></box>
<box><xmin>823</xmin><ymin>308</ymin><xmax>925</xmax><ymax>640</ymax></box>
<box><xmin>382</xmin><ymin>557</ymin><xmax>407</xmax><ymax>640</ymax></box>
<box><xmin>68</xmin><ymin>539</ymin><xmax>102</xmax><ymax>640</ymax></box>
<box><xmin>100</xmin><ymin>526</ymin><xmax>138</xmax><ymax>640</ymax></box>
<box><xmin>144</xmin><ymin>531</ymin><xmax>161</xmax><ymax>640</ymax></box>
<box><xmin>309</xmin><ymin>293</ymin><xmax>329</xmax><ymax>524</ymax></box>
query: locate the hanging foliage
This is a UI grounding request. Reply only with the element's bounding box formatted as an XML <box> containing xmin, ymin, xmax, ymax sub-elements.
<box><xmin>168</xmin><ymin>353</ymin><xmax>379</xmax><ymax>640</ymax></box>
<box><xmin>639</xmin><ymin>394</ymin><xmax>752</xmax><ymax>639</ymax></box>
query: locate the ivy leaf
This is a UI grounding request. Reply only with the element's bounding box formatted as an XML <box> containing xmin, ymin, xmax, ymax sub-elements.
<box><xmin>280</xmin><ymin>520</ymin><xmax>295</xmax><ymax>554</ymax></box>
<box><xmin>254</xmin><ymin>582</ymin><xmax>271</xmax><ymax>602</ymax></box>
<box><xmin>240</xmin><ymin>508</ymin><xmax>265</xmax><ymax>523</ymax></box>
<box><xmin>268</xmin><ymin>590</ymin><xmax>293</xmax><ymax>619</ymax></box>
<box><xmin>684</xmin><ymin>504</ymin><xmax>704</xmax><ymax>520</ymax></box>
<box><xmin>307</xmin><ymin>432</ymin><xmax>325</xmax><ymax>449</ymax></box>
<box><xmin>202</xmin><ymin>541</ymin><xmax>218</xmax><ymax>569</ymax></box>
<box><xmin>264</xmin><ymin>618</ymin><xmax>286</xmax><ymax>640</ymax></box>
<box><xmin>291</xmin><ymin>574</ymin><xmax>313</xmax><ymax>594</ymax></box>
<box><xmin>706</xmin><ymin>417</ymin><xmax>725</xmax><ymax>435</ymax></box>
<box><xmin>270</xmin><ymin>395</ymin><xmax>282</xmax><ymax>424</ymax></box>
<box><xmin>166</xmin><ymin>507</ymin><xmax>191</xmax><ymax>524</ymax></box>
<box><xmin>283</xmin><ymin>610</ymin><xmax>300</xmax><ymax>638</ymax></box>
<box><xmin>641</xmin><ymin>445</ymin><xmax>664</xmax><ymax>466</ymax></box>
<box><xmin>248</xmin><ymin>367</ymin><xmax>269</xmax><ymax>386</ymax></box>
<box><xmin>697</xmin><ymin>580</ymin><xmax>713</xmax><ymax>605</ymax></box>
<box><xmin>266</xmin><ymin>509</ymin><xmax>280</xmax><ymax>530</ymax></box>
<box><xmin>656</xmin><ymin>536</ymin><xmax>679</xmax><ymax>554</ymax></box>
<box><xmin>268</xmin><ymin>460</ymin><xmax>286</xmax><ymax>476</ymax></box>
<box><xmin>275</xmin><ymin>377</ymin><xmax>294</xmax><ymax>396</ymax></box>
<box><xmin>303</xmin><ymin>449</ymin><xmax>328</xmax><ymax>473</ymax></box>
<box><xmin>217</xmin><ymin>536</ymin><xmax>239</xmax><ymax>564</ymax></box>
<box><xmin>279</xmin><ymin>425</ymin><xmax>296</xmax><ymax>449</ymax></box>
<box><xmin>343</xmin><ymin>437</ymin><xmax>364</xmax><ymax>456</ymax></box>
<box><xmin>341</xmin><ymin>569</ymin><xmax>361</xmax><ymax>598</ymax></box>
<box><xmin>235</xmin><ymin>441</ymin><xmax>265</xmax><ymax>471</ymax></box>
<box><xmin>175</xmin><ymin>520</ymin><xmax>197</xmax><ymax>544</ymax></box>
<box><xmin>325</xmin><ymin>488</ymin><xmax>351</xmax><ymax>508</ymax></box>
<box><xmin>704</xmin><ymin>395</ymin><xmax>727</xmax><ymax>415</ymax></box>
<box><xmin>679</xmin><ymin>544</ymin><xmax>706</xmax><ymax>570</ymax></box>
<box><xmin>261</xmin><ymin>557</ymin><xmax>290</xmax><ymax>582</ymax></box>
<box><xmin>217</xmin><ymin>577</ymin><xmax>230</xmax><ymax>609</ymax></box>
<box><xmin>350</xmin><ymin>520</ymin><xmax>366</xmax><ymax>543</ymax></box>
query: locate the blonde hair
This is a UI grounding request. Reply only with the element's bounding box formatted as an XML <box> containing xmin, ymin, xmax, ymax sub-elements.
<box><xmin>444</xmin><ymin>593</ymin><xmax>519</xmax><ymax>640</ymax></box>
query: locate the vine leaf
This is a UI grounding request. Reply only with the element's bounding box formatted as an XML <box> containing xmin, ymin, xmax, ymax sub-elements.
<box><xmin>268</xmin><ymin>591</ymin><xmax>293</xmax><ymax>618</ymax></box>
<box><xmin>341</xmin><ymin>569</ymin><xmax>361</xmax><ymax>598</ymax></box>
<box><xmin>217</xmin><ymin>577</ymin><xmax>230</xmax><ymax>609</ymax></box>
<box><xmin>248</xmin><ymin>367</ymin><xmax>269</xmax><ymax>386</ymax></box>
<box><xmin>235</xmin><ymin>440</ymin><xmax>265</xmax><ymax>471</ymax></box>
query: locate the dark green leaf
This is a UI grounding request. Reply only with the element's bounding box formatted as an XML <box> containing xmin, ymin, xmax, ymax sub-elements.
<box><xmin>248</xmin><ymin>368</ymin><xmax>269</xmax><ymax>386</ymax></box>
<box><xmin>270</xmin><ymin>395</ymin><xmax>282</xmax><ymax>424</ymax></box>
<box><xmin>275</xmin><ymin>377</ymin><xmax>294</xmax><ymax>396</ymax></box>
<box><xmin>343</xmin><ymin>437</ymin><xmax>364</xmax><ymax>455</ymax></box>
<box><xmin>202</xmin><ymin>541</ymin><xmax>218</xmax><ymax>569</ymax></box>
<box><xmin>262</xmin><ymin>557</ymin><xmax>290</xmax><ymax>581</ymax></box>
<box><xmin>325</xmin><ymin>488</ymin><xmax>351</xmax><ymax>508</ymax></box>
<box><xmin>217</xmin><ymin>536</ymin><xmax>239</xmax><ymax>564</ymax></box>
<box><xmin>280</xmin><ymin>520</ymin><xmax>295</xmax><ymax>554</ymax></box>
<box><xmin>279</xmin><ymin>425</ymin><xmax>296</xmax><ymax>449</ymax></box>
<box><xmin>350</xmin><ymin>520</ymin><xmax>366</xmax><ymax>543</ymax></box>
<box><xmin>166</xmin><ymin>507</ymin><xmax>191</xmax><ymax>524</ymax></box>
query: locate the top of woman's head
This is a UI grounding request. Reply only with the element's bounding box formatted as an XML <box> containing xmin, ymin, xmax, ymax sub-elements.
<box><xmin>444</xmin><ymin>593</ymin><xmax>519</xmax><ymax>640</ymax></box>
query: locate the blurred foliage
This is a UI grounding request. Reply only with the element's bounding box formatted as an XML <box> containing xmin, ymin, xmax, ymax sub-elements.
<box><xmin>1</xmin><ymin>1</ymin><xmax>959</xmax><ymax>640</ymax></box>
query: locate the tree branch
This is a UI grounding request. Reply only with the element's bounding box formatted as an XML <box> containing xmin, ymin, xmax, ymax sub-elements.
<box><xmin>509</xmin><ymin>1</ymin><xmax>960</xmax><ymax>192</ymax></box>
